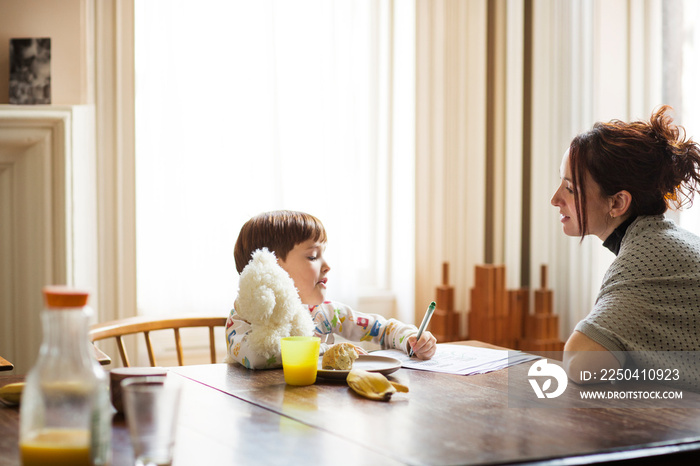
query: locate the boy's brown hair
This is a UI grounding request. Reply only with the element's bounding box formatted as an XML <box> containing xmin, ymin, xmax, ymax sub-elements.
<box><xmin>234</xmin><ymin>210</ymin><xmax>328</xmax><ymax>274</ymax></box>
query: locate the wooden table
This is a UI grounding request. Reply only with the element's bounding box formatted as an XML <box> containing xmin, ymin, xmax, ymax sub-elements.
<box><xmin>0</xmin><ymin>372</ymin><xmax>394</xmax><ymax>466</ymax></box>
<box><xmin>3</xmin><ymin>342</ymin><xmax>700</xmax><ymax>465</ymax></box>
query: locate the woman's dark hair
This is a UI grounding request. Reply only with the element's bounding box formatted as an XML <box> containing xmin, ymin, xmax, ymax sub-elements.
<box><xmin>233</xmin><ymin>210</ymin><xmax>327</xmax><ymax>274</ymax></box>
<box><xmin>569</xmin><ymin>105</ymin><xmax>700</xmax><ymax>238</ymax></box>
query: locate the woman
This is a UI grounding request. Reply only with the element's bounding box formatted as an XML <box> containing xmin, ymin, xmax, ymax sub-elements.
<box><xmin>551</xmin><ymin>106</ymin><xmax>700</xmax><ymax>390</ymax></box>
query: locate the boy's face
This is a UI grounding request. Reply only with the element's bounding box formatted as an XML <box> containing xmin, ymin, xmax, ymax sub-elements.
<box><xmin>278</xmin><ymin>239</ymin><xmax>330</xmax><ymax>306</ymax></box>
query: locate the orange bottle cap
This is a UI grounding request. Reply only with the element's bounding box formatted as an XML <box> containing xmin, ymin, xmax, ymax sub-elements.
<box><xmin>43</xmin><ymin>286</ymin><xmax>89</xmax><ymax>308</ymax></box>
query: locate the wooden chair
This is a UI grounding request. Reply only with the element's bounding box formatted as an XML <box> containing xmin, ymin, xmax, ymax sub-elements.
<box><xmin>89</xmin><ymin>315</ymin><xmax>227</xmax><ymax>367</ymax></box>
<box><xmin>0</xmin><ymin>355</ymin><xmax>13</xmax><ymax>372</ymax></box>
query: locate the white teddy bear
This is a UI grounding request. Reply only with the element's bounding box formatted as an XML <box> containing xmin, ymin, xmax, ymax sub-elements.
<box><xmin>232</xmin><ymin>248</ymin><xmax>315</xmax><ymax>360</ymax></box>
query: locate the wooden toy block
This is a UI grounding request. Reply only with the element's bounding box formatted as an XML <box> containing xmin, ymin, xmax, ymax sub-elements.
<box><xmin>526</xmin><ymin>314</ymin><xmax>557</xmax><ymax>340</ymax></box>
<box><xmin>431</xmin><ymin>309</ymin><xmax>462</xmax><ymax>343</ymax></box>
<box><xmin>468</xmin><ymin>311</ymin><xmax>481</xmax><ymax>340</ymax></box>
<box><xmin>436</xmin><ymin>262</ymin><xmax>455</xmax><ymax>311</ymax></box>
<box><xmin>430</xmin><ymin>262</ymin><xmax>463</xmax><ymax>342</ymax></box>
<box><xmin>494</xmin><ymin>315</ymin><xmax>503</xmax><ymax>343</ymax></box>
<box><xmin>431</xmin><ymin>308</ymin><xmax>447</xmax><ymax>336</ymax></box>
<box><xmin>508</xmin><ymin>288</ymin><xmax>528</xmax><ymax>341</ymax></box>
<box><xmin>474</xmin><ymin>265</ymin><xmax>496</xmax><ymax>316</ymax></box>
<box><xmin>467</xmin><ymin>263</ymin><xmax>564</xmax><ymax>350</ymax></box>
<box><xmin>534</xmin><ymin>264</ymin><xmax>554</xmax><ymax>315</ymax></box>
<box><xmin>549</xmin><ymin>315</ymin><xmax>558</xmax><ymax>339</ymax></box>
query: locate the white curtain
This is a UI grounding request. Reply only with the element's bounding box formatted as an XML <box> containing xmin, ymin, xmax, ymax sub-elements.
<box><xmin>134</xmin><ymin>0</ymin><xmax>413</xmax><ymax>320</ymax></box>
<box><xmin>546</xmin><ymin>0</ymin><xmax>700</xmax><ymax>334</ymax></box>
<box><xmin>676</xmin><ymin>0</ymin><xmax>700</xmax><ymax>233</ymax></box>
<box><xmin>529</xmin><ymin>0</ymin><xmax>665</xmax><ymax>336</ymax></box>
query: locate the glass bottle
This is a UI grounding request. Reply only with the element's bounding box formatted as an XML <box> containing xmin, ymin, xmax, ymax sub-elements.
<box><xmin>19</xmin><ymin>286</ymin><xmax>111</xmax><ymax>465</ymax></box>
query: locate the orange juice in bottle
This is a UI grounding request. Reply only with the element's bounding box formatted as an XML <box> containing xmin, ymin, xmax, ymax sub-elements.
<box><xmin>19</xmin><ymin>287</ymin><xmax>111</xmax><ymax>465</ymax></box>
<box><xmin>20</xmin><ymin>428</ymin><xmax>91</xmax><ymax>466</ymax></box>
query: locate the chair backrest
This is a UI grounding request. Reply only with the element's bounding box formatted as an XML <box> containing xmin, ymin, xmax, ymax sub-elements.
<box><xmin>89</xmin><ymin>315</ymin><xmax>227</xmax><ymax>367</ymax></box>
<box><xmin>0</xmin><ymin>355</ymin><xmax>13</xmax><ymax>372</ymax></box>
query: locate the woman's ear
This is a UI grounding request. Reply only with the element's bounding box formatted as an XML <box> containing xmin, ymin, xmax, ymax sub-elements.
<box><xmin>610</xmin><ymin>190</ymin><xmax>632</xmax><ymax>218</ymax></box>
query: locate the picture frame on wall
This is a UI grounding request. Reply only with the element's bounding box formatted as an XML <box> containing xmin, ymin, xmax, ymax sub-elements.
<box><xmin>9</xmin><ymin>38</ymin><xmax>51</xmax><ymax>105</ymax></box>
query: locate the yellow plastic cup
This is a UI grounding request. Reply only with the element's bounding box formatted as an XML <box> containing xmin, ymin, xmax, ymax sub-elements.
<box><xmin>280</xmin><ymin>336</ymin><xmax>321</xmax><ymax>386</ymax></box>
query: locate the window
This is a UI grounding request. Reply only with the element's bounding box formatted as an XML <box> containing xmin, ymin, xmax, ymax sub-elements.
<box><xmin>667</xmin><ymin>0</ymin><xmax>700</xmax><ymax>233</ymax></box>
<box><xmin>134</xmin><ymin>1</ymin><xmax>414</xmax><ymax>321</ymax></box>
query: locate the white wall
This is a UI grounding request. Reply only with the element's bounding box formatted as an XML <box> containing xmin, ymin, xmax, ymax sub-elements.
<box><xmin>0</xmin><ymin>0</ymin><xmax>93</xmax><ymax>104</ymax></box>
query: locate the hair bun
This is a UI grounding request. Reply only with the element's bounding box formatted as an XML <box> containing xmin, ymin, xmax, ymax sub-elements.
<box><xmin>646</xmin><ymin>106</ymin><xmax>700</xmax><ymax>209</ymax></box>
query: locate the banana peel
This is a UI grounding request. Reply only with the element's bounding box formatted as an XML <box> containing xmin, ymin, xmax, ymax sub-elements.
<box><xmin>347</xmin><ymin>368</ymin><xmax>408</xmax><ymax>401</ymax></box>
<box><xmin>0</xmin><ymin>382</ymin><xmax>24</xmax><ymax>406</ymax></box>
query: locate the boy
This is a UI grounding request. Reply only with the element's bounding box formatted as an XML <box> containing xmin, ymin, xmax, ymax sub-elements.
<box><xmin>226</xmin><ymin>210</ymin><xmax>436</xmax><ymax>369</ymax></box>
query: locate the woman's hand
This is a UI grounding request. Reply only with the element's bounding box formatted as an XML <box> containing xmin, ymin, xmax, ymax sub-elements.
<box><xmin>408</xmin><ymin>331</ymin><xmax>437</xmax><ymax>359</ymax></box>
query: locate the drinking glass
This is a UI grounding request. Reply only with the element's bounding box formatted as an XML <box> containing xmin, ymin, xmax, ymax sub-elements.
<box><xmin>280</xmin><ymin>336</ymin><xmax>321</xmax><ymax>386</ymax></box>
<box><xmin>122</xmin><ymin>376</ymin><xmax>181</xmax><ymax>466</ymax></box>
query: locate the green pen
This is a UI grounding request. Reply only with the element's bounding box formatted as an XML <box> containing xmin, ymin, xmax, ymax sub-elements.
<box><xmin>409</xmin><ymin>301</ymin><xmax>436</xmax><ymax>357</ymax></box>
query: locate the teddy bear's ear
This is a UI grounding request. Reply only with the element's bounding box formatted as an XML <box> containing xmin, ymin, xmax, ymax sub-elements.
<box><xmin>290</xmin><ymin>307</ymin><xmax>315</xmax><ymax>336</ymax></box>
<box><xmin>250</xmin><ymin>247</ymin><xmax>276</xmax><ymax>266</ymax></box>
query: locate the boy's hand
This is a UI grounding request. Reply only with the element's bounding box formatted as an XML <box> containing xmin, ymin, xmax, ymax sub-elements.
<box><xmin>408</xmin><ymin>331</ymin><xmax>437</xmax><ymax>359</ymax></box>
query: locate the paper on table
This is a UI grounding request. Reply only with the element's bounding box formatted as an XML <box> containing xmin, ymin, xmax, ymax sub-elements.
<box><xmin>371</xmin><ymin>344</ymin><xmax>540</xmax><ymax>376</ymax></box>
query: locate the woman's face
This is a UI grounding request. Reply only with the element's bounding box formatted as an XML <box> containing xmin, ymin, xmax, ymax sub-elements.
<box><xmin>278</xmin><ymin>239</ymin><xmax>330</xmax><ymax>306</ymax></box>
<box><xmin>550</xmin><ymin>151</ymin><xmax>615</xmax><ymax>241</ymax></box>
